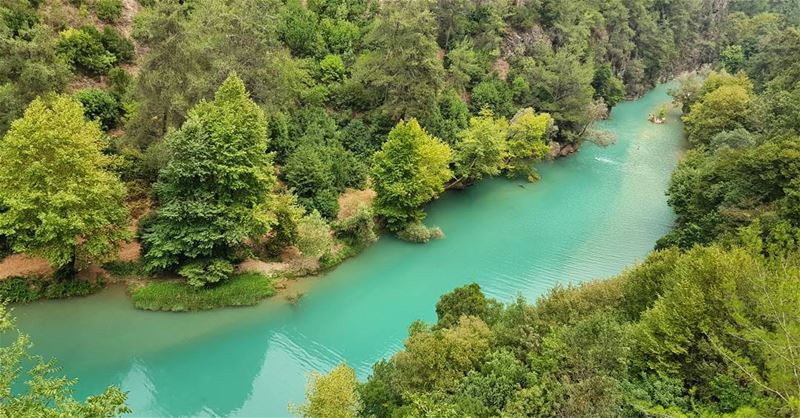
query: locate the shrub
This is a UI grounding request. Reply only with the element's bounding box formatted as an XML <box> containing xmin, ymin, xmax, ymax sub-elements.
<box><xmin>56</xmin><ymin>28</ymin><xmax>116</xmax><ymax>75</ymax></box>
<box><xmin>99</xmin><ymin>27</ymin><xmax>134</xmax><ymax>63</ymax></box>
<box><xmin>397</xmin><ymin>222</ymin><xmax>444</xmax><ymax>243</ymax></box>
<box><xmin>333</xmin><ymin>204</ymin><xmax>377</xmax><ymax>247</ymax></box>
<box><xmin>178</xmin><ymin>258</ymin><xmax>234</xmax><ymax>288</ymax></box>
<box><xmin>318</xmin><ymin>54</ymin><xmax>346</xmax><ymax>83</ymax></box>
<box><xmin>74</xmin><ymin>88</ymin><xmax>123</xmax><ymax>130</ymax></box>
<box><xmin>130</xmin><ymin>272</ymin><xmax>275</xmax><ymax>311</ymax></box>
<box><xmin>95</xmin><ymin>0</ymin><xmax>123</xmax><ymax>23</ymax></box>
<box><xmin>296</xmin><ymin>211</ymin><xmax>334</xmax><ymax>259</ymax></box>
<box><xmin>0</xmin><ymin>276</ymin><xmax>104</xmax><ymax>303</ymax></box>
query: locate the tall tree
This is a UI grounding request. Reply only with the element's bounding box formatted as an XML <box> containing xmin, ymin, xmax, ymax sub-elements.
<box><xmin>371</xmin><ymin>119</ymin><xmax>452</xmax><ymax>231</ymax></box>
<box><xmin>0</xmin><ymin>96</ymin><xmax>129</xmax><ymax>274</ymax></box>
<box><xmin>141</xmin><ymin>74</ymin><xmax>275</xmax><ymax>286</ymax></box>
<box><xmin>348</xmin><ymin>0</ymin><xmax>444</xmax><ymax>120</ymax></box>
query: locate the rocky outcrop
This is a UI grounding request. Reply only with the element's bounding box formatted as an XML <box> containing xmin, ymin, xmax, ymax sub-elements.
<box><xmin>547</xmin><ymin>141</ymin><xmax>580</xmax><ymax>159</ymax></box>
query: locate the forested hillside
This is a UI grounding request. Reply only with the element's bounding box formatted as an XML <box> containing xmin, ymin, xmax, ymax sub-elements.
<box><xmin>0</xmin><ymin>0</ymin><xmax>750</xmax><ymax>288</ymax></box>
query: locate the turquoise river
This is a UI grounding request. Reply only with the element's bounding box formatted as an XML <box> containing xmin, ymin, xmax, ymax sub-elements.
<box><xmin>12</xmin><ymin>84</ymin><xmax>685</xmax><ymax>417</ymax></box>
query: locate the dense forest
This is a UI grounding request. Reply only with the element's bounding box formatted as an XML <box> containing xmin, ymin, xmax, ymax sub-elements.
<box><xmin>2</xmin><ymin>0</ymin><xmax>800</xmax><ymax>416</ymax></box>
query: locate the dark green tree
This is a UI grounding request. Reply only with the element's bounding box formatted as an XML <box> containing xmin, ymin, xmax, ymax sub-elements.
<box><xmin>141</xmin><ymin>74</ymin><xmax>275</xmax><ymax>286</ymax></box>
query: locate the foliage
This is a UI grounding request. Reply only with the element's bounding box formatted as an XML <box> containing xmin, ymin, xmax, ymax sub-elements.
<box><xmin>290</xmin><ymin>364</ymin><xmax>362</xmax><ymax>418</ymax></box>
<box><xmin>0</xmin><ymin>276</ymin><xmax>105</xmax><ymax>303</ymax></box>
<box><xmin>95</xmin><ymin>0</ymin><xmax>123</xmax><ymax>23</ymax></box>
<box><xmin>396</xmin><ymin>222</ymin><xmax>444</xmax><ymax>244</ymax></box>
<box><xmin>505</xmin><ymin>107</ymin><xmax>553</xmax><ymax>178</ymax></box>
<box><xmin>74</xmin><ymin>88</ymin><xmax>123</xmax><ymax>130</ymax></box>
<box><xmin>346</xmin><ymin>0</ymin><xmax>443</xmax><ymax>120</ymax></box>
<box><xmin>471</xmin><ymin>77</ymin><xmax>514</xmax><ymax>117</ymax></box>
<box><xmin>333</xmin><ymin>204</ymin><xmax>377</xmax><ymax>247</ymax></box>
<box><xmin>265</xmin><ymin>193</ymin><xmax>305</xmax><ymax>257</ymax></box>
<box><xmin>141</xmin><ymin>75</ymin><xmax>275</xmax><ymax>281</ymax></box>
<box><xmin>683</xmin><ymin>84</ymin><xmax>754</xmax><ymax>146</ymax></box>
<box><xmin>130</xmin><ymin>272</ymin><xmax>275</xmax><ymax>311</ymax></box>
<box><xmin>102</xmin><ymin>260</ymin><xmax>149</xmax><ymax>278</ymax></box>
<box><xmin>0</xmin><ymin>304</ymin><xmax>130</xmax><ymax>416</ymax></box>
<box><xmin>296</xmin><ymin>210</ymin><xmax>333</xmax><ymax>259</ymax></box>
<box><xmin>56</xmin><ymin>27</ymin><xmax>116</xmax><ymax>75</ymax></box>
<box><xmin>371</xmin><ymin>119</ymin><xmax>452</xmax><ymax>232</ymax></box>
<box><xmin>453</xmin><ymin>109</ymin><xmax>509</xmax><ymax>183</ymax></box>
<box><xmin>282</xmin><ymin>142</ymin><xmax>365</xmax><ymax>219</ymax></box>
<box><xmin>348</xmin><ymin>244</ymin><xmax>800</xmax><ymax>417</ymax></box>
<box><xmin>0</xmin><ymin>23</ymin><xmax>69</xmax><ymax>136</ymax></box>
<box><xmin>593</xmin><ymin>63</ymin><xmax>626</xmax><ymax>108</ymax></box>
<box><xmin>178</xmin><ymin>257</ymin><xmax>234</xmax><ymax>288</ymax></box>
<box><xmin>0</xmin><ymin>96</ymin><xmax>129</xmax><ymax>270</ymax></box>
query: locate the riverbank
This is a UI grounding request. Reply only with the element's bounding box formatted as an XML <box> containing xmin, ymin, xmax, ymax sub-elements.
<box><xmin>12</xmin><ymin>83</ymin><xmax>686</xmax><ymax>417</ymax></box>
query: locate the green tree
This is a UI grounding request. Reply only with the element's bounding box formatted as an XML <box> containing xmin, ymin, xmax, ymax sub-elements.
<box><xmin>0</xmin><ymin>96</ymin><xmax>129</xmax><ymax>273</ymax></box>
<box><xmin>435</xmin><ymin>283</ymin><xmax>493</xmax><ymax>328</ymax></box>
<box><xmin>452</xmin><ymin>110</ymin><xmax>509</xmax><ymax>184</ymax></box>
<box><xmin>506</xmin><ymin>108</ymin><xmax>553</xmax><ymax>179</ymax></box>
<box><xmin>141</xmin><ymin>74</ymin><xmax>275</xmax><ymax>286</ymax></box>
<box><xmin>290</xmin><ymin>364</ymin><xmax>361</xmax><ymax>418</ymax></box>
<box><xmin>683</xmin><ymin>84</ymin><xmax>754</xmax><ymax>146</ymax></box>
<box><xmin>348</xmin><ymin>0</ymin><xmax>444</xmax><ymax>120</ymax></box>
<box><xmin>371</xmin><ymin>119</ymin><xmax>452</xmax><ymax>232</ymax></box>
<box><xmin>592</xmin><ymin>63</ymin><xmax>625</xmax><ymax>108</ymax></box>
<box><xmin>0</xmin><ymin>23</ymin><xmax>70</xmax><ymax>136</ymax></box>
<box><xmin>0</xmin><ymin>304</ymin><xmax>130</xmax><ymax>416</ymax></box>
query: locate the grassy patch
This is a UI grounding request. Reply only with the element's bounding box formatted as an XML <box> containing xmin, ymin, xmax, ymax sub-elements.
<box><xmin>130</xmin><ymin>272</ymin><xmax>276</xmax><ymax>312</ymax></box>
<box><xmin>0</xmin><ymin>276</ymin><xmax>105</xmax><ymax>303</ymax></box>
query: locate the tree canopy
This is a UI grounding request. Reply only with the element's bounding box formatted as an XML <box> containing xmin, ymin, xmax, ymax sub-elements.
<box><xmin>0</xmin><ymin>96</ymin><xmax>129</xmax><ymax>270</ymax></box>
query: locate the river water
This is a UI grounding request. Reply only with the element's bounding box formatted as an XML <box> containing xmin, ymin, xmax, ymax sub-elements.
<box><xmin>12</xmin><ymin>84</ymin><xmax>685</xmax><ymax>417</ymax></box>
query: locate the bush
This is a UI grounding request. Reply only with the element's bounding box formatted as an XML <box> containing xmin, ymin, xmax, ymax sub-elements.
<box><xmin>130</xmin><ymin>272</ymin><xmax>276</xmax><ymax>311</ymax></box>
<box><xmin>95</xmin><ymin>0</ymin><xmax>123</xmax><ymax>23</ymax></box>
<box><xmin>178</xmin><ymin>258</ymin><xmax>234</xmax><ymax>288</ymax></box>
<box><xmin>0</xmin><ymin>276</ymin><xmax>104</xmax><ymax>303</ymax></box>
<box><xmin>99</xmin><ymin>27</ymin><xmax>134</xmax><ymax>63</ymax></box>
<box><xmin>296</xmin><ymin>211</ymin><xmax>334</xmax><ymax>259</ymax></box>
<box><xmin>74</xmin><ymin>88</ymin><xmax>123</xmax><ymax>130</ymax></box>
<box><xmin>56</xmin><ymin>27</ymin><xmax>116</xmax><ymax>75</ymax></box>
<box><xmin>397</xmin><ymin>222</ymin><xmax>444</xmax><ymax>243</ymax></box>
<box><xmin>333</xmin><ymin>205</ymin><xmax>377</xmax><ymax>247</ymax></box>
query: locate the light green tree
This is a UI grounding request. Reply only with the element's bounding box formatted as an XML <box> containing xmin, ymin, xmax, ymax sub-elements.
<box><xmin>506</xmin><ymin>108</ymin><xmax>553</xmax><ymax>180</ymax></box>
<box><xmin>0</xmin><ymin>96</ymin><xmax>129</xmax><ymax>274</ymax></box>
<box><xmin>290</xmin><ymin>364</ymin><xmax>362</xmax><ymax>418</ymax></box>
<box><xmin>452</xmin><ymin>110</ymin><xmax>509</xmax><ymax>185</ymax></box>
<box><xmin>141</xmin><ymin>74</ymin><xmax>275</xmax><ymax>286</ymax></box>
<box><xmin>683</xmin><ymin>84</ymin><xmax>753</xmax><ymax>146</ymax></box>
<box><xmin>371</xmin><ymin>119</ymin><xmax>452</xmax><ymax>232</ymax></box>
<box><xmin>0</xmin><ymin>304</ymin><xmax>130</xmax><ymax>416</ymax></box>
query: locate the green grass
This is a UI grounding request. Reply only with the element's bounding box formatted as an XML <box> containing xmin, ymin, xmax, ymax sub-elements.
<box><xmin>130</xmin><ymin>272</ymin><xmax>276</xmax><ymax>311</ymax></box>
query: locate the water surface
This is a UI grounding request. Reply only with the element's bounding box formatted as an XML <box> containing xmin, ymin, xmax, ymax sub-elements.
<box><xmin>12</xmin><ymin>84</ymin><xmax>685</xmax><ymax>417</ymax></box>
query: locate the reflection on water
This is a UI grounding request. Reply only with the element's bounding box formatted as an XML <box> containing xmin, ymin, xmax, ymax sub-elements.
<box><xmin>13</xmin><ymin>84</ymin><xmax>685</xmax><ymax>417</ymax></box>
